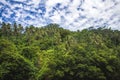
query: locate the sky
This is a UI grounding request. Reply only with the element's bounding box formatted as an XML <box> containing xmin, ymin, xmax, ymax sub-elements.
<box><xmin>0</xmin><ymin>0</ymin><xmax>120</xmax><ymax>31</ymax></box>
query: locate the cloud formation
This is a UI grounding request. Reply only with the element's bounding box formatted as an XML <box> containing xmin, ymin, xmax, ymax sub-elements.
<box><xmin>0</xmin><ymin>0</ymin><xmax>120</xmax><ymax>30</ymax></box>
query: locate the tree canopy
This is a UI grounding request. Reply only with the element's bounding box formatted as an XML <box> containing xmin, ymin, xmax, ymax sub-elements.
<box><xmin>0</xmin><ymin>22</ymin><xmax>120</xmax><ymax>80</ymax></box>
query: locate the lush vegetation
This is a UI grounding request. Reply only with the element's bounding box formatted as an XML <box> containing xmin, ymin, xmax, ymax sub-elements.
<box><xmin>0</xmin><ymin>22</ymin><xmax>120</xmax><ymax>80</ymax></box>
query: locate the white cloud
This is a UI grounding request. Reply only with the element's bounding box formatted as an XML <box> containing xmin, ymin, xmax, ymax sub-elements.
<box><xmin>0</xmin><ymin>18</ymin><xmax>2</xmax><ymax>22</ymax></box>
<box><xmin>13</xmin><ymin>0</ymin><xmax>27</xmax><ymax>1</ymax></box>
<box><xmin>0</xmin><ymin>0</ymin><xmax>120</xmax><ymax>30</ymax></box>
<box><xmin>29</xmin><ymin>0</ymin><xmax>40</xmax><ymax>7</ymax></box>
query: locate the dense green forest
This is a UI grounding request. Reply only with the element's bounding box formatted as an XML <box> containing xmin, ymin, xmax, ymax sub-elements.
<box><xmin>0</xmin><ymin>22</ymin><xmax>120</xmax><ymax>80</ymax></box>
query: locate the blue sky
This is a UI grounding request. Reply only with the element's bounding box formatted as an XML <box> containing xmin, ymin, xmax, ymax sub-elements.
<box><xmin>0</xmin><ymin>0</ymin><xmax>120</xmax><ymax>31</ymax></box>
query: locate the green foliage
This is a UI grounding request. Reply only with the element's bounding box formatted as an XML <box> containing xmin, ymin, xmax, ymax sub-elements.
<box><xmin>21</xmin><ymin>46</ymin><xmax>39</xmax><ymax>63</ymax></box>
<box><xmin>0</xmin><ymin>52</ymin><xmax>37</xmax><ymax>80</ymax></box>
<box><xmin>0</xmin><ymin>39</ymin><xmax>17</xmax><ymax>52</ymax></box>
<box><xmin>0</xmin><ymin>22</ymin><xmax>120</xmax><ymax>80</ymax></box>
<box><xmin>0</xmin><ymin>39</ymin><xmax>36</xmax><ymax>80</ymax></box>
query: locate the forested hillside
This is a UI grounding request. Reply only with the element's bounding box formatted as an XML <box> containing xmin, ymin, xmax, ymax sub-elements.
<box><xmin>0</xmin><ymin>22</ymin><xmax>120</xmax><ymax>80</ymax></box>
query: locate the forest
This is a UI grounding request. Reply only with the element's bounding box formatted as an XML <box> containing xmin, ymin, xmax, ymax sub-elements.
<box><xmin>0</xmin><ymin>22</ymin><xmax>120</xmax><ymax>80</ymax></box>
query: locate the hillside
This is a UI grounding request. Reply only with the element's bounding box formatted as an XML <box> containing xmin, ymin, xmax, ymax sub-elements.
<box><xmin>0</xmin><ymin>22</ymin><xmax>120</xmax><ymax>80</ymax></box>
